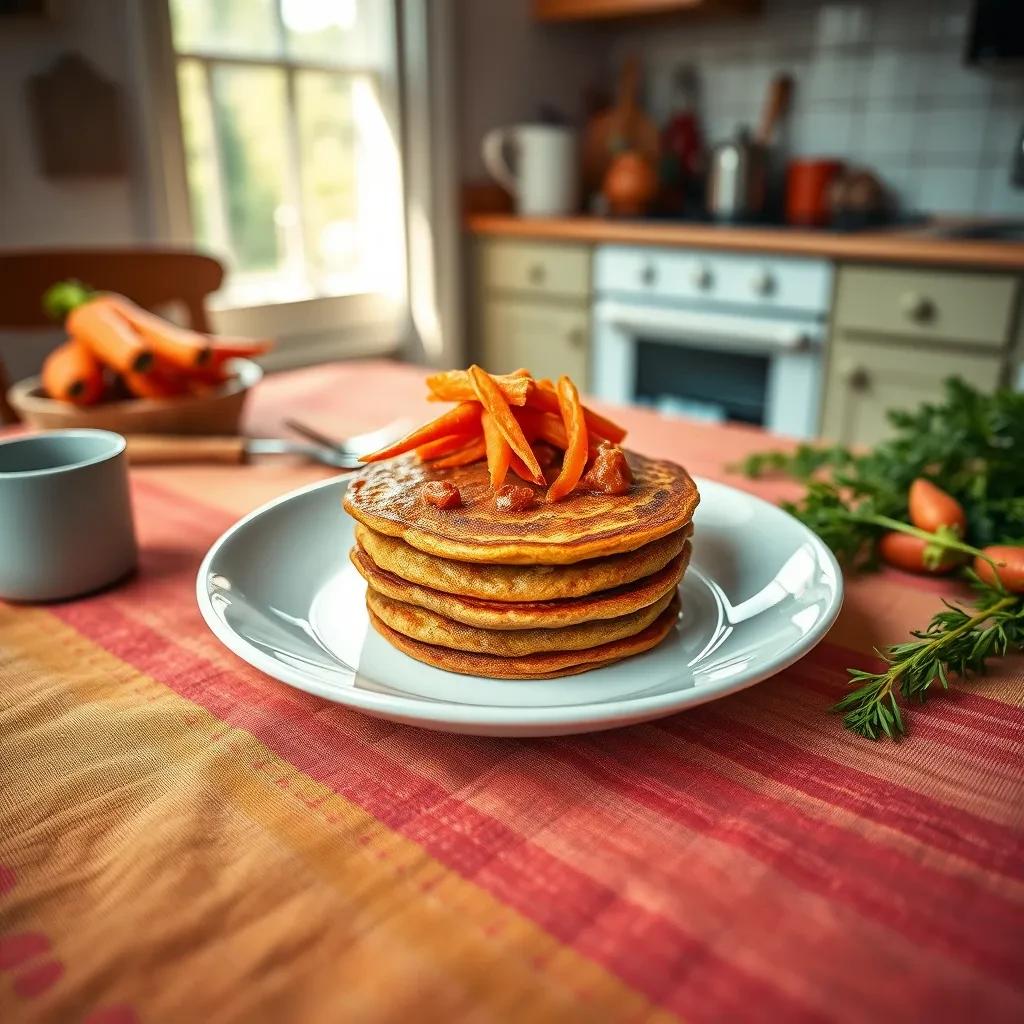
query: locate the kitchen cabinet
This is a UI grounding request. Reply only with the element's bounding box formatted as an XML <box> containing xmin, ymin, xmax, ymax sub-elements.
<box><xmin>822</xmin><ymin>264</ymin><xmax>1019</xmax><ymax>447</ymax></box>
<box><xmin>475</xmin><ymin>239</ymin><xmax>591</xmax><ymax>384</ymax></box>
<box><xmin>532</xmin><ymin>0</ymin><xmax>757</xmax><ymax>21</ymax></box>
<box><xmin>481</xmin><ymin>299</ymin><xmax>588</xmax><ymax>384</ymax></box>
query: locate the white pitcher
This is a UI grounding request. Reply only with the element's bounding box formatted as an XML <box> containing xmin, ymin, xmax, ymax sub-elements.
<box><xmin>482</xmin><ymin>124</ymin><xmax>577</xmax><ymax>217</ymax></box>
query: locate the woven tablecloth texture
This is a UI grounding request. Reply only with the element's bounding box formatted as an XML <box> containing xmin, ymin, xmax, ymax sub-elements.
<box><xmin>2</xmin><ymin>361</ymin><xmax>1022</xmax><ymax>1024</ymax></box>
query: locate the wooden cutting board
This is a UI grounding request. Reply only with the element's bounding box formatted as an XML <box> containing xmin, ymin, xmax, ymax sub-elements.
<box><xmin>581</xmin><ymin>55</ymin><xmax>660</xmax><ymax>197</ymax></box>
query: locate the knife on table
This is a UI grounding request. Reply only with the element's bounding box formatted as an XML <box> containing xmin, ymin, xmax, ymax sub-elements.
<box><xmin>125</xmin><ymin>435</ymin><xmax>364</xmax><ymax>469</ymax></box>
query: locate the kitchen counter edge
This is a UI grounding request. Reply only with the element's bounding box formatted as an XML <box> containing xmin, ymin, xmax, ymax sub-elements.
<box><xmin>466</xmin><ymin>215</ymin><xmax>1024</xmax><ymax>270</ymax></box>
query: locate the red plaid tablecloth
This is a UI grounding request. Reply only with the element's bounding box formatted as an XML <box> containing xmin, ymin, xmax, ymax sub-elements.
<box><xmin>1</xmin><ymin>360</ymin><xmax>1022</xmax><ymax>1023</ymax></box>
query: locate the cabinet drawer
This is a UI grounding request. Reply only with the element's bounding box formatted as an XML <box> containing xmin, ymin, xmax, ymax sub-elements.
<box><xmin>479</xmin><ymin>240</ymin><xmax>590</xmax><ymax>299</ymax></box>
<box><xmin>822</xmin><ymin>336</ymin><xmax>1005</xmax><ymax>447</ymax></box>
<box><xmin>834</xmin><ymin>266</ymin><xmax>1018</xmax><ymax>348</ymax></box>
<box><xmin>480</xmin><ymin>298</ymin><xmax>588</xmax><ymax>385</ymax></box>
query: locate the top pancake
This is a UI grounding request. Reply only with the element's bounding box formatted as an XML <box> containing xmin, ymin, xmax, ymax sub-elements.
<box><xmin>343</xmin><ymin>450</ymin><xmax>699</xmax><ymax>564</ymax></box>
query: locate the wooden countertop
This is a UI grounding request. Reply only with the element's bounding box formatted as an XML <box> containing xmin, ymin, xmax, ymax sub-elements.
<box><xmin>466</xmin><ymin>215</ymin><xmax>1024</xmax><ymax>271</ymax></box>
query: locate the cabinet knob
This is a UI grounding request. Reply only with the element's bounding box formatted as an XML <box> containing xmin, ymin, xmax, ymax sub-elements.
<box><xmin>567</xmin><ymin>327</ymin><xmax>586</xmax><ymax>349</ymax></box>
<box><xmin>844</xmin><ymin>365</ymin><xmax>870</xmax><ymax>392</ymax></box>
<box><xmin>641</xmin><ymin>264</ymin><xmax>658</xmax><ymax>286</ymax></box>
<box><xmin>751</xmin><ymin>269</ymin><xmax>776</xmax><ymax>296</ymax></box>
<box><xmin>691</xmin><ymin>263</ymin><xmax>713</xmax><ymax>290</ymax></box>
<box><xmin>900</xmin><ymin>291</ymin><xmax>934</xmax><ymax>323</ymax></box>
<box><xmin>527</xmin><ymin>263</ymin><xmax>546</xmax><ymax>286</ymax></box>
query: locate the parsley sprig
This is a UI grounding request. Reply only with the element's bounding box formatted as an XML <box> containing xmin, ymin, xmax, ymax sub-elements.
<box><xmin>738</xmin><ymin>379</ymin><xmax>1024</xmax><ymax>740</ymax></box>
<box><xmin>834</xmin><ymin>575</ymin><xmax>1022</xmax><ymax>739</ymax></box>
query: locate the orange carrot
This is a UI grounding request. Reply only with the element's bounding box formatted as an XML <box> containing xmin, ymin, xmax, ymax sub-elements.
<box><xmin>122</xmin><ymin>367</ymin><xmax>189</xmax><ymax>400</ymax></box>
<box><xmin>207</xmin><ymin>338</ymin><xmax>274</xmax><ymax>361</ymax></box>
<box><xmin>481</xmin><ymin>410</ymin><xmax>513</xmax><ymax>489</ymax></box>
<box><xmin>514</xmin><ymin>408</ymin><xmax>600</xmax><ymax>458</ymax></box>
<box><xmin>41</xmin><ymin>339</ymin><xmax>104</xmax><ymax>405</ymax></box>
<box><xmin>105</xmin><ymin>296</ymin><xmax>212</xmax><ymax>369</ymax></box>
<box><xmin>546</xmin><ymin>375</ymin><xmax>589</xmax><ymax>502</ymax></box>
<box><xmin>908</xmin><ymin>478</ymin><xmax>967</xmax><ymax>535</ymax></box>
<box><xmin>508</xmin><ymin>451</ymin><xmax>539</xmax><ymax>483</ymax></box>
<box><xmin>360</xmin><ymin>402</ymin><xmax>482</xmax><ymax>462</ymax></box>
<box><xmin>974</xmin><ymin>545</ymin><xmax>1024</xmax><ymax>593</ymax></box>
<box><xmin>430</xmin><ymin>436</ymin><xmax>487</xmax><ymax>469</ymax></box>
<box><xmin>426</xmin><ymin>368</ymin><xmax>533</xmax><ymax>406</ymax></box>
<box><xmin>525</xmin><ymin>386</ymin><xmax>626</xmax><ymax>443</ymax></box>
<box><xmin>416</xmin><ymin>433</ymin><xmax>480</xmax><ymax>461</ymax></box>
<box><xmin>468</xmin><ymin>365</ymin><xmax>544</xmax><ymax>485</ymax></box>
<box><xmin>68</xmin><ymin>297</ymin><xmax>153</xmax><ymax>375</ymax></box>
<box><xmin>878</xmin><ymin>532</ymin><xmax>964</xmax><ymax>575</ymax></box>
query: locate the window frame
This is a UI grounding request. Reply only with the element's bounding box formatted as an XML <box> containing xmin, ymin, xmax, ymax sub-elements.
<box><xmin>133</xmin><ymin>0</ymin><xmax>459</xmax><ymax>370</ymax></box>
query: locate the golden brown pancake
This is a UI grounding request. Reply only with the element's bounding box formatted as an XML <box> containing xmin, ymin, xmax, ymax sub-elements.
<box><xmin>354</xmin><ymin>522</ymin><xmax>691</xmax><ymax>602</ymax></box>
<box><xmin>367</xmin><ymin>593</ymin><xmax>681</xmax><ymax>679</ymax></box>
<box><xmin>366</xmin><ymin>585</ymin><xmax>675</xmax><ymax>656</ymax></box>
<box><xmin>352</xmin><ymin>543</ymin><xmax>690</xmax><ymax>629</ymax></box>
<box><xmin>344</xmin><ymin>451</ymin><xmax>699</xmax><ymax>564</ymax></box>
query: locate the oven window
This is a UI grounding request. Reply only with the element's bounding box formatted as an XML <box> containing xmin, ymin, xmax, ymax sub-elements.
<box><xmin>634</xmin><ymin>340</ymin><xmax>769</xmax><ymax>425</ymax></box>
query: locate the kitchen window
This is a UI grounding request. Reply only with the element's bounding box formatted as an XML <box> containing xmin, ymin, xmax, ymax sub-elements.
<box><xmin>168</xmin><ymin>0</ymin><xmax>403</xmax><ymax>307</ymax></box>
<box><xmin>149</xmin><ymin>0</ymin><xmax>410</xmax><ymax>363</ymax></box>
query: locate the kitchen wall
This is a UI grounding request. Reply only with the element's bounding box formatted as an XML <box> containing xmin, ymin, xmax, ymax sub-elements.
<box><xmin>0</xmin><ymin>0</ymin><xmax>152</xmax><ymax>250</ymax></box>
<box><xmin>610</xmin><ymin>0</ymin><xmax>1024</xmax><ymax>216</ymax></box>
<box><xmin>455</xmin><ymin>0</ymin><xmax>609</xmax><ymax>182</ymax></box>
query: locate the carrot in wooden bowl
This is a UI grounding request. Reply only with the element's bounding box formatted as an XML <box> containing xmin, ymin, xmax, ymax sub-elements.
<box><xmin>106</xmin><ymin>296</ymin><xmax>212</xmax><ymax>370</ymax></box>
<box><xmin>67</xmin><ymin>297</ymin><xmax>153</xmax><ymax>376</ymax></box>
<box><xmin>41</xmin><ymin>340</ymin><xmax>104</xmax><ymax>406</ymax></box>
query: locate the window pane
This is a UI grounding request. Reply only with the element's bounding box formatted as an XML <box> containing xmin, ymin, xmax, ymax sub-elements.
<box><xmin>177</xmin><ymin>59</ymin><xmax>224</xmax><ymax>254</ymax></box>
<box><xmin>296</xmin><ymin>71</ymin><xmax>356</xmax><ymax>287</ymax></box>
<box><xmin>210</xmin><ymin>65</ymin><xmax>290</xmax><ymax>275</ymax></box>
<box><xmin>169</xmin><ymin>0</ymin><xmax>280</xmax><ymax>57</ymax></box>
<box><xmin>283</xmin><ymin>0</ymin><xmax>391</xmax><ymax>65</ymax></box>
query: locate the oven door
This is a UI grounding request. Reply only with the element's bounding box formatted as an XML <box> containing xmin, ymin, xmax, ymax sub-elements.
<box><xmin>592</xmin><ymin>299</ymin><xmax>825</xmax><ymax>437</ymax></box>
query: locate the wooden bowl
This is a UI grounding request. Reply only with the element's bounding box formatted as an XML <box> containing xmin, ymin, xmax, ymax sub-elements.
<box><xmin>7</xmin><ymin>358</ymin><xmax>263</xmax><ymax>435</ymax></box>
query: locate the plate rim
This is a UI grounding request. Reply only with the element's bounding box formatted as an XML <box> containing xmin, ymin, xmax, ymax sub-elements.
<box><xmin>196</xmin><ymin>474</ymin><xmax>843</xmax><ymax>730</ymax></box>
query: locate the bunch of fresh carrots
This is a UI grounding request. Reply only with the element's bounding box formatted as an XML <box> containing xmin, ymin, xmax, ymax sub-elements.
<box><xmin>39</xmin><ymin>280</ymin><xmax>272</xmax><ymax>406</ymax></box>
<box><xmin>878</xmin><ymin>478</ymin><xmax>1024</xmax><ymax>592</ymax></box>
<box><xmin>360</xmin><ymin>365</ymin><xmax>628</xmax><ymax>502</ymax></box>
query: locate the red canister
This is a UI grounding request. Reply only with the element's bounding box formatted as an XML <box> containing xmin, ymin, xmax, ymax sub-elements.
<box><xmin>786</xmin><ymin>159</ymin><xmax>845</xmax><ymax>226</ymax></box>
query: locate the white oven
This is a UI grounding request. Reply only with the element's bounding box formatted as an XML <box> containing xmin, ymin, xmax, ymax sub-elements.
<box><xmin>591</xmin><ymin>245</ymin><xmax>834</xmax><ymax>438</ymax></box>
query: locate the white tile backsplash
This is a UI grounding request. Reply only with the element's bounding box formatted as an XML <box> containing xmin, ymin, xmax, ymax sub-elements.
<box><xmin>915</xmin><ymin>107</ymin><xmax>988</xmax><ymax>162</ymax></box>
<box><xmin>611</xmin><ymin>0</ymin><xmax>1024</xmax><ymax>216</ymax></box>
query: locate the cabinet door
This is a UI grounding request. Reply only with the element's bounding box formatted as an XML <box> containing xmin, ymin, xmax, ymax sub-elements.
<box><xmin>481</xmin><ymin>298</ymin><xmax>588</xmax><ymax>385</ymax></box>
<box><xmin>821</xmin><ymin>338</ymin><xmax>1005</xmax><ymax>448</ymax></box>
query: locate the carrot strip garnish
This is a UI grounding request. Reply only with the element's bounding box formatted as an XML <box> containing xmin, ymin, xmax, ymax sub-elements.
<box><xmin>41</xmin><ymin>339</ymin><xmax>104</xmax><ymax>405</ymax></box>
<box><xmin>547</xmin><ymin>375</ymin><xmax>589</xmax><ymax>502</ymax></box>
<box><xmin>426</xmin><ymin>368</ymin><xmax>533</xmax><ymax>406</ymax></box>
<box><xmin>508</xmin><ymin>451</ymin><xmax>539</xmax><ymax>483</ymax></box>
<box><xmin>105</xmin><ymin>296</ymin><xmax>212</xmax><ymax>369</ymax></box>
<box><xmin>514</xmin><ymin>408</ymin><xmax>600</xmax><ymax>458</ymax></box>
<box><xmin>481</xmin><ymin>411</ymin><xmax>513</xmax><ymax>489</ymax></box>
<box><xmin>360</xmin><ymin>402</ymin><xmax>482</xmax><ymax>462</ymax></box>
<box><xmin>431</xmin><ymin>436</ymin><xmax>487</xmax><ymax>469</ymax></box>
<box><xmin>525</xmin><ymin>385</ymin><xmax>626</xmax><ymax>443</ymax></box>
<box><xmin>68</xmin><ymin>297</ymin><xmax>153</xmax><ymax>376</ymax></box>
<box><xmin>468</xmin><ymin>365</ymin><xmax>544</xmax><ymax>484</ymax></box>
<box><xmin>416</xmin><ymin>433</ymin><xmax>480</xmax><ymax>461</ymax></box>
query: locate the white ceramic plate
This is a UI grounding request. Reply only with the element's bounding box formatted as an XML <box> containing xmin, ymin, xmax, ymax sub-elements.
<box><xmin>197</xmin><ymin>476</ymin><xmax>842</xmax><ymax>737</ymax></box>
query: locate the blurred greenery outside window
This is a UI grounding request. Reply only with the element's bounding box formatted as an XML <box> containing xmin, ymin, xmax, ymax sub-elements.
<box><xmin>169</xmin><ymin>0</ymin><xmax>402</xmax><ymax>309</ymax></box>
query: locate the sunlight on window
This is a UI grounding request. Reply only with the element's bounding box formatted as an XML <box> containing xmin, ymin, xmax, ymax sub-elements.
<box><xmin>169</xmin><ymin>0</ymin><xmax>401</xmax><ymax>309</ymax></box>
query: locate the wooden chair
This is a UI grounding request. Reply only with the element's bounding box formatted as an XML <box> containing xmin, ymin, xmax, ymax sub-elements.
<box><xmin>0</xmin><ymin>248</ymin><xmax>224</xmax><ymax>423</ymax></box>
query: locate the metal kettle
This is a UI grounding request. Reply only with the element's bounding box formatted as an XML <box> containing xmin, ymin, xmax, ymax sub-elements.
<box><xmin>706</xmin><ymin>74</ymin><xmax>792</xmax><ymax>222</ymax></box>
<box><xmin>706</xmin><ymin>127</ymin><xmax>767</xmax><ymax>222</ymax></box>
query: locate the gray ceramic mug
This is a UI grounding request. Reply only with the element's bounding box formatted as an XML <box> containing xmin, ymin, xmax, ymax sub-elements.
<box><xmin>0</xmin><ymin>429</ymin><xmax>138</xmax><ymax>601</ymax></box>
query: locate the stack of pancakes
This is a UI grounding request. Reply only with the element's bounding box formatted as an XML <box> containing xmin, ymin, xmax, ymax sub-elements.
<box><xmin>344</xmin><ymin>451</ymin><xmax>699</xmax><ymax>679</ymax></box>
